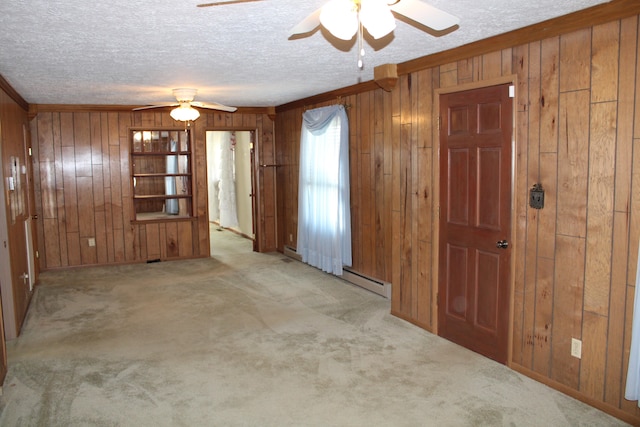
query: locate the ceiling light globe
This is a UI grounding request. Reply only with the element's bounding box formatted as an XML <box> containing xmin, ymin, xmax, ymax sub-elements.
<box><xmin>170</xmin><ymin>105</ymin><xmax>200</xmax><ymax>122</ymax></box>
<box><xmin>360</xmin><ymin>0</ymin><xmax>396</xmax><ymax>39</ymax></box>
<box><xmin>320</xmin><ymin>0</ymin><xmax>359</xmax><ymax>40</ymax></box>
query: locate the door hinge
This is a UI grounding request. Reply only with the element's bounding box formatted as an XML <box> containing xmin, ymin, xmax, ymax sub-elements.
<box><xmin>437</xmin><ymin>116</ymin><xmax>441</xmax><ymax>131</ymax></box>
<box><xmin>28</xmin><ymin>147</ymin><xmax>33</xmax><ymax>156</ymax></box>
<box><xmin>509</xmin><ymin>85</ymin><xmax>515</xmax><ymax>98</ymax></box>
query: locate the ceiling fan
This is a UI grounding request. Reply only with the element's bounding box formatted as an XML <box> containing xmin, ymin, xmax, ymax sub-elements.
<box><xmin>197</xmin><ymin>0</ymin><xmax>264</xmax><ymax>6</ymax></box>
<box><xmin>197</xmin><ymin>0</ymin><xmax>459</xmax><ymax>68</ymax></box>
<box><xmin>133</xmin><ymin>88</ymin><xmax>237</xmax><ymax>122</ymax></box>
<box><xmin>197</xmin><ymin>0</ymin><xmax>459</xmax><ymax>36</ymax></box>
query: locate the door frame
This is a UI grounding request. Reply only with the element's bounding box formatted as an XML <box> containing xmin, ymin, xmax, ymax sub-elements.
<box><xmin>204</xmin><ymin>127</ymin><xmax>259</xmax><ymax>252</ymax></box>
<box><xmin>433</xmin><ymin>76</ymin><xmax>518</xmax><ymax>365</ymax></box>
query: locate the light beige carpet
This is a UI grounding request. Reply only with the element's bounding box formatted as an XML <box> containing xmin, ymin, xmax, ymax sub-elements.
<box><xmin>0</xmin><ymin>229</ymin><xmax>629</xmax><ymax>426</ymax></box>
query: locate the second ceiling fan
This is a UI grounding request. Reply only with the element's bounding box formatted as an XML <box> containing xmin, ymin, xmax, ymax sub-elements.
<box><xmin>134</xmin><ymin>88</ymin><xmax>237</xmax><ymax>122</ymax></box>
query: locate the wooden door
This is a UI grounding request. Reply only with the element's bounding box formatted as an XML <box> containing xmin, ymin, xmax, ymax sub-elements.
<box><xmin>438</xmin><ymin>84</ymin><xmax>513</xmax><ymax>364</ymax></box>
<box><xmin>0</xmin><ymin>110</ymin><xmax>33</xmax><ymax>340</ymax></box>
<box><xmin>0</xmin><ymin>122</ymin><xmax>9</xmax><ymax>381</ymax></box>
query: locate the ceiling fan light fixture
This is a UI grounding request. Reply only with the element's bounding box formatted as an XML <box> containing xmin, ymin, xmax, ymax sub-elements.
<box><xmin>359</xmin><ymin>0</ymin><xmax>396</xmax><ymax>39</ymax></box>
<box><xmin>319</xmin><ymin>0</ymin><xmax>359</xmax><ymax>40</ymax></box>
<box><xmin>170</xmin><ymin>104</ymin><xmax>201</xmax><ymax>122</ymax></box>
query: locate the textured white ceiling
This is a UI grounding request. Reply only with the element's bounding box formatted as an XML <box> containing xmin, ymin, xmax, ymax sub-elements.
<box><xmin>0</xmin><ymin>0</ymin><xmax>610</xmax><ymax>108</ymax></box>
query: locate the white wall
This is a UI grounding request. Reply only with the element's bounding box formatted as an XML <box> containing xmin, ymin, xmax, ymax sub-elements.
<box><xmin>234</xmin><ymin>131</ymin><xmax>253</xmax><ymax>237</ymax></box>
<box><xmin>206</xmin><ymin>132</ymin><xmax>221</xmax><ymax>224</ymax></box>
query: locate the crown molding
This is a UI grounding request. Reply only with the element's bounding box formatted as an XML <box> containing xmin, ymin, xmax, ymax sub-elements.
<box><xmin>276</xmin><ymin>80</ymin><xmax>380</xmax><ymax>113</ymax></box>
<box><xmin>0</xmin><ymin>74</ymin><xmax>29</xmax><ymax>111</ymax></box>
<box><xmin>29</xmin><ymin>104</ymin><xmax>275</xmax><ymax>116</ymax></box>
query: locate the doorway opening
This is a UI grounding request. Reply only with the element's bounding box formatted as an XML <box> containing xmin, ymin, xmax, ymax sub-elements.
<box><xmin>206</xmin><ymin>130</ymin><xmax>255</xmax><ymax>255</ymax></box>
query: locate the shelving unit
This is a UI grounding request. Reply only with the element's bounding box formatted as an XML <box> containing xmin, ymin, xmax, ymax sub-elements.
<box><xmin>130</xmin><ymin>129</ymin><xmax>193</xmax><ymax>221</ymax></box>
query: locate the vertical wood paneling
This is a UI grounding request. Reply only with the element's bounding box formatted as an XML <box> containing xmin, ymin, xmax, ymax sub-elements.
<box><xmin>512</xmin><ymin>45</ymin><xmax>530</xmax><ymax>366</ymax></box>
<box><xmin>374</xmin><ymin>91</ymin><xmax>386</xmax><ymax>280</ymax></box>
<box><xmin>146</xmin><ymin>223</ymin><xmax>160</xmax><ymax>260</ymax></box>
<box><xmin>581</xmin><ymin>311</ymin><xmax>609</xmax><ymax>399</ymax></box>
<box><xmin>501</xmin><ymin>48</ymin><xmax>512</xmax><ymax>76</ymax></box>
<box><xmin>73</xmin><ymin>113</ymin><xmax>92</xmax><ymax>178</ymax></box>
<box><xmin>533</xmin><ymin>257</ymin><xmax>554</xmax><ymax>375</ymax></box>
<box><xmin>607</xmin><ymin>211</ymin><xmax>630</xmax><ymax>407</ymax></box>
<box><xmin>166</xmin><ymin>222</ymin><xmax>179</xmax><ymax>258</ymax></box>
<box><xmin>439</xmin><ymin>62</ymin><xmax>457</xmax><ymax>87</ymax></box>
<box><xmin>481</xmin><ymin>50</ymin><xmax>503</xmax><ymax>80</ymax></box>
<box><xmin>457</xmin><ymin>58</ymin><xmax>474</xmax><ymax>84</ymax></box>
<box><xmin>537</xmin><ymin>38</ymin><xmax>559</xmax><ymax>257</ymax></box>
<box><xmin>615</xmin><ymin>17</ymin><xmax>636</xmax><ymax>214</ymax></box>
<box><xmin>591</xmin><ymin>21</ymin><xmax>620</xmax><ymax>103</ymax></box>
<box><xmin>274</xmin><ymin>12</ymin><xmax>640</xmax><ymax>425</ymax></box>
<box><xmin>556</xmin><ymin>90</ymin><xmax>590</xmax><ymax>237</ymax></box>
<box><xmin>34</xmin><ymin>109</ymin><xmax>277</xmax><ymax>268</ymax></box>
<box><xmin>584</xmin><ymin>102</ymin><xmax>616</xmax><ymax>314</ymax></box>
<box><xmin>559</xmin><ymin>29</ymin><xmax>592</xmax><ymax>91</ymax></box>
<box><xmin>551</xmin><ymin>235</ymin><xmax>584</xmax><ymax>389</ymax></box>
<box><xmin>522</xmin><ymin>40</ymin><xmax>541</xmax><ymax>369</ymax></box>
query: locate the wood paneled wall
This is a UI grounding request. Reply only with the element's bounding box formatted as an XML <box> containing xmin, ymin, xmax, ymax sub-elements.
<box><xmin>275</xmin><ymin>14</ymin><xmax>640</xmax><ymax>424</ymax></box>
<box><xmin>32</xmin><ymin>108</ymin><xmax>277</xmax><ymax>270</ymax></box>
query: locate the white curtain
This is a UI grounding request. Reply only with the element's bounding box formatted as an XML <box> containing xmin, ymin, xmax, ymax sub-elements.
<box><xmin>296</xmin><ymin>105</ymin><xmax>351</xmax><ymax>276</ymax></box>
<box><xmin>625</xmin><ymin>240</ymin><xmax>640</xmax><ymax>404</ymax></box>
<box><xmin>165</xmin><ymin>139</ymin><xmax>178</xmax><ymax>215</ymax></box>
<box><xmin>218</xmin><ymin>132</ymin><xmax>239</xmax><ymax>228</ymax></box>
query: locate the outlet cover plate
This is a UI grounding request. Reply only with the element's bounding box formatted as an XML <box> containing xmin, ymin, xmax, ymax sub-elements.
<box><xmin>571</xmin><ymin>338</ymin><xmax>582</xmax><ymax>359</ymax></box>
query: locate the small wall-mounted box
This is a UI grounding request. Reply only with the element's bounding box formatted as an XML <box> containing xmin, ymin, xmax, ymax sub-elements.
<box><xmin>530</xmin><ymin>183</ymin><xmax>544</xmax><ymax>209</ymax></box>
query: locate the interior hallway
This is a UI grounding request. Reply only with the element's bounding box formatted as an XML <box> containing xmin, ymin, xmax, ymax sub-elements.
<box><xmin>0</xmin><ymin>229</ymin><xmax>629</xmax><ymax>426</ymax></box>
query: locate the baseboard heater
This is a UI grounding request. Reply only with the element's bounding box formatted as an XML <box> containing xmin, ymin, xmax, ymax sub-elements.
<box><xmin>283</xmin><ymin>246</ymin><xmax>391</xmax><ymax>299</ymax></box>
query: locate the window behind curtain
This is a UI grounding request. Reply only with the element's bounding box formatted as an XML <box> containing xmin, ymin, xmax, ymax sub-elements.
<box><xmin>297</xmin><ymin>105</ymin><xmax>351</xmax><ymax>276</ymax></box>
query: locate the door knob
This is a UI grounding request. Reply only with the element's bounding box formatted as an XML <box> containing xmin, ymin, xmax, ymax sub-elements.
<box><xmin>496</xmin><ymin>240</ymin><xmax>509</xmax><ymax>249</ymax></box>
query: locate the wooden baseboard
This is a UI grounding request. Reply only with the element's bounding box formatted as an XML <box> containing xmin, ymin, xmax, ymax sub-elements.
<box><xmin>39</xmin><ymin>254</ymin><xmax>210</xmax><ymax>272</ymax></box>
<box><xmin>510</xmin><ymin>363</ymin><xmax>640</xmax><ymax>426</ymax></box>
<box><xmin>390</xmin><ymin>309</ymin><xmax>434</xmax><ymax>333</ymax></box>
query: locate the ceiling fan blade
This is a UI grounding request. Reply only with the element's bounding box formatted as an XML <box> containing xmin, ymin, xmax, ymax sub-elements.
<box><xmin>133</xmin><ymin>103</ymin><xmax>178</xmax><ymax>111</ymax></box>
<box><xmin>288</xmin><ymin>7</ymin><xmax>322</xmax><ymax>37</ymax></box>
<box><xmin>191</xmin><ymin>101</ymin><xmax>238</xmax><ymax>113</ymax></box>
<box><xmin>389</xmin><ymin>0</ymin><xmax>459</xmax><ymax>32</ymax></box>
<box><xmin>197</xmin><ymin>0</ymin><xmax>264</xmax><ymax>7</ymax></box>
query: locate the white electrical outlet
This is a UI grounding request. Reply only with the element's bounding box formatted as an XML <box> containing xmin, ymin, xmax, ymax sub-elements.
<box><xmin>571</xmin><ymin>338</ymin><xmax>582</xmax><ymax>359</ymax></box>
<box><xmin>88</xmin><ymin>238</ymin><xmax>96</xmax><ymax>247</ymax></box>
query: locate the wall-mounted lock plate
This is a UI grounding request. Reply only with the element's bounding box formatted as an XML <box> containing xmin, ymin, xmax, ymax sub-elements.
<box><xmin>530</xmin><ymin>183</ymin><xmax>544</xmax><ymax>209</ymax></box>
